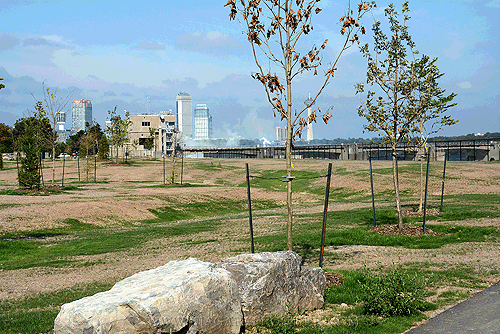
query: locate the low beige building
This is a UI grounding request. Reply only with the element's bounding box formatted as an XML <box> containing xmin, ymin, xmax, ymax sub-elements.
<box><xmin>128</xmin><ymin>112</ymin><xmax>177</xmax><ymax>157</ymax></box>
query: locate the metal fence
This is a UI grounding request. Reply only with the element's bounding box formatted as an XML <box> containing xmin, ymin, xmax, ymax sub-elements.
<box><xmin>182</xmin><ymin>138</ymin><xmax>500</xmax><ymax>162</ymax></box>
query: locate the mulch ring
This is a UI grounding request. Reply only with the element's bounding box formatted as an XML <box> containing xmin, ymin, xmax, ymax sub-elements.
<box><xmin>325</xmin><ymin>272</ymin><xmax>345</xmax><ymax>287</ymax></box>
<box><xmin>369</xmin><ymin>224</ymin><xmax>442</xmax><ymax>237</ymax></box>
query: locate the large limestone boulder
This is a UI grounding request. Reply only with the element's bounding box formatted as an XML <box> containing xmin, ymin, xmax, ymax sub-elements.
<box><xmin>54</xmin><ymin>258</ymin><xmax>242</xmax><ymax>334</ymax></box>
<box><xmin>215</xmin><ymin>251</ymin><xmax>326</xmax><ymax>325</ymax></box>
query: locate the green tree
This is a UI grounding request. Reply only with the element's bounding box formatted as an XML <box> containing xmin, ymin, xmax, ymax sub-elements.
<box><xmin>355</xmin><ymin>1</ymin><xmax>457</xmax><ymax>227</ymax></box>
<box><xmin>143</xmin><ymin>127</ymin><xmax>156</xmax><ymax>152</ymax></box>
<box><xmin>65</xmin><ymin>130</ymin><xmax>85</xmax><ymax>156</ymax></box>
<box><xmin>226</xmin><ymin>0</ymin><xmax>374</xmax><ymax>250</ymax></box>
<box><xmin>98</xmin><ymin>135</ymin><xmax>110</xmax><ymax>160</ymax></box>
<box><xmin>14</xmin><ymin>103</ymin><xmax>50</xmax><ymax>189</ymax></box>
<box><xmin>105</xmin><ymin>106</ymin><xmax>132</xmax><ymax>164</ymax></box>
<box><xmin>0</xmin><ymin>123</ymin><xmax>13</xmax><ymax>170</ymax></box>
<box><xmin>79</xmin><ymin>122</ymin><xmax>100</xmax><ymax>182</ymax></box>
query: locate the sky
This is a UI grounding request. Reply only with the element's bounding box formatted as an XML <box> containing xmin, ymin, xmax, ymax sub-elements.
<box><xmin>0</xmin><ymin>0</ymin><xmax>499</xmax><ymax>140</ymax></box>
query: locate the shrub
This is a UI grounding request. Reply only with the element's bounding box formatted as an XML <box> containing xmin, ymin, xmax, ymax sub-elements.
<box><xmin>360</xmin><ymin>265</ymin><xmax>427</xmax><ymax>317</ymax></box>
<box><xmin>258</xmin><ymin>313</ymin><xmax>296</xmax><ymax>334</ymax></box>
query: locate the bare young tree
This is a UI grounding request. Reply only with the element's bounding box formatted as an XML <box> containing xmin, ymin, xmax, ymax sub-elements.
<box><xmin>34</xmin><ymin>82</ymin><xmax>74</xmax><ymax>185</ymax></box>
<box><xmin>79</xmin><ymin>122</ymin><xmax>99</xmax><ymax>182</ymax></box>
<box><xmin>226</xmin><ymin>0</ymin><xmax>374</xmax><ymax>250</ymax></box>
<box><xmin>169</xmin><ymin>129</ymin><xmax>182</xmax><ymax>184</ymax></box>
<box><xmin>356</xmin><ymin>1</ymin><xmax>457</xmax><ymax>227</ymax></box>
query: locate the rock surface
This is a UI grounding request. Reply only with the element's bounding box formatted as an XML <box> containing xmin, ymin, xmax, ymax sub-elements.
<box><xmin>215</xmin><ymin>251</ymin><xmax>326</xmax><ymax>325</ymax></box>
<box><xmin>53</xmin><ymin>258</ymin><xmax>242</xmax><ymax>334</ymax></box>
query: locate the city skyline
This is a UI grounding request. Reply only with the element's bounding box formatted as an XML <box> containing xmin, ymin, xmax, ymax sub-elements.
<box><xmin>0</xmin><ymin>0</ymin><xmax>498</xmax><ymax>140</ymax></box>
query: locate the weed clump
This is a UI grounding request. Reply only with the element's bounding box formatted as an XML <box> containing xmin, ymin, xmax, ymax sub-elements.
<box><xmin>360</xmin><ymin>266</ymin><xmax>429</xmax><ymax>317</ymax></box>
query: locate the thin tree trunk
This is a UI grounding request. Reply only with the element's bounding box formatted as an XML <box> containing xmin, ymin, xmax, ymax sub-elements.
<box><xmin>285</xmin><ymin>15</ymin><xmax>293</xmax><ymax>251</ymax></box>
<box><xmin>392</xmin><ymin>148</ymin><xmax>403</xmax><ymax>228</ymax></box>
<box><xmin>286</xmin><ymin>123</ymin><xmax>293</xmax><ymax>251</ymax></box>
<box><xmin>52</xmin><ymin>146</ymin><xmax>56</xmax><ymax>186</ymax></box>
<box><xmin>419</xmin><ymin>145</ymin><xmax>424</xmax><ymax>211</ymax></box>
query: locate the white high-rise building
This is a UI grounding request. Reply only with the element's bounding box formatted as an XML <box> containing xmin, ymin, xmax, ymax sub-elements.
<box><xmin>176</xmin><ymin>92</ymin><xmax>192</xmax><ymax>138</ymax></box>
<box><xmin>194</xmin><ymin>104</ymin><xmax>212</xmax><ymax>140</ymax></box>
<box><xmin>276</xmin><ymin>126</ymin><xmax>286</xmax><ymax>142</ymax></box>
<box><xmin>55</xmin><ymin>111</ymin><xmax>67</xmax><ymax>142</ymax></box>
<box><xmin>304</xmin><ymin>93</ymin><xmax>314</xmax><ymax>141</ymax></box>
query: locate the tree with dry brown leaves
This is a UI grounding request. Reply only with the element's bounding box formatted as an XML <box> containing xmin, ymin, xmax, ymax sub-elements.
<box><xmin>225</xmin><ymin>0</ymin><xmax>374</xmax><ymax>250</ymax></box>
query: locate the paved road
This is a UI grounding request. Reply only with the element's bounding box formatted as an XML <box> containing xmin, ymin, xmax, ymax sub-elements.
<box><xmin>405</xmin><ymin>280</ymin><xmax>500</xmax><ymax>334</ymax></box>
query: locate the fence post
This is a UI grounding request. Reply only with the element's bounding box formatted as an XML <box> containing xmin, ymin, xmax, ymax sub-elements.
<box><xmin>369</xmin><ymin>154</ymin><xmax>376</xmax><ymax>227</ymax></box>
<box><xmin>423</xmin><ymin>150</ymin><xmax>431</xmax><ymax>233</ymax></box>
<box><xmin>245</xmin><ymin>163</ymin><xmax>254</xmax><ymax>253</ymax></box>
<box><xmin>77</xmin><ymin>156</ymin><xmax>80</xmax><ymax>182</ymax></box>
<box><xmin>62</xmin><ymin>156</ymin><xmax>65</xmax><ymax>187</ymax></box>
<box><xmin>39</xmin><ymin>153</ymin><xmax>44</xmax><ymax>187</ymax></box>
<box><xmin>94</xmin><ymin>155</ymin><xmax>97</xmax><ymax>182</ymax></box>
<box><xmin>440</xmin><ymin>153</ymin><xmax>447</xmax><ymax>212</ymax></box>
<box><xmin>181</xmin><ymin>151</ymin><xmax>184</xmax><ymax>185</ymax></box>
<box><xmin>319</xmin><ymin>162</ymin><xmax>332</xmax><ymax>268</ymax></box>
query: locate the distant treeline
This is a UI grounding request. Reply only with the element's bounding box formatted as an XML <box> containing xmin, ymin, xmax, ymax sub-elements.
<box><xmin>427</xmin><ymin>132</ymin><xmax>500</xmax><ymax>143</ymax></box>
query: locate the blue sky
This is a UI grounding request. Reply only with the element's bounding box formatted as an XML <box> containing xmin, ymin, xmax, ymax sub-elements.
<box><xmin>0</xmin><ymin>0</ymin><xmax>499</xmax><ymax>140</ymax></box>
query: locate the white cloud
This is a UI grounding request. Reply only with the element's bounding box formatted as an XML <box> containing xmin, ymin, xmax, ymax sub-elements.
<box><xmin>458</xmin><ymin>81</ymin><xmax>472</xmax><ymax>89</ymax></box>
<box><xmin>0</xmin><ymin>34</ymin><xmax>20</xmax><ymax>50</ymax></box>
<box><xmin>175</xmin><ymin>31</ymin><xmax>245</xmax><ymax>56</ymax></box>
<box><xmin>131</xmin><ymin>42</ymin><xmax>165</xmax><ymax>50</ymax></box>
<box><xmin>443</xmin><ymin>39</ymin><xmax>466</xmax><ymax>60</ymax></box>
<box><xmin>485</xmin><ymin>1</ymin><xmax>500</xmax><ymax>8</ymax></box>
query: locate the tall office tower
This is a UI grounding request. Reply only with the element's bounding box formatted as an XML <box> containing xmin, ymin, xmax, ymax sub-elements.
<box><xmin>71</xmin><ymin>99</ymin><xmax>92</xmax><ymax>132</ymax></box>
<box><xmin>304</xmin><ymin>93</ymin><xmax>314</xmax><ymax>141</ymax></box>
<box><xmin>194</xmin><ymin>104</ymin><xmax>212</xmax><ymax>140</ymax></box>
<box><xmin>276</xmin><ymin>126</ymin><xmax>286</xmax><ymax>142</ymax></box>
<box><xmin>176</xmin><ymin>92</ymin><xmax>193</xmax><ymax>138</ymax></box>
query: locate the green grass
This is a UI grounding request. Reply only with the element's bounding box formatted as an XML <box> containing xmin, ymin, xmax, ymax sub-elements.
<box><xmin>0</xmin><ymin>185</ymin><xmax>82</xmax><ymax>196</ymax></box>
<box><xmin>242</xmin><ymin>169</ymin><xmax>364</xmax><ymax>200</ymax></box>
<box><xmin>193</xmin><ymin>160</ymin><xmax>242</xmax><ymax>171</ymax></box>
<box><xmin>148</xmin><ymin>198</ymin><xmax>278</xmax><ymax>222</ymax></box>
<box><xmin>254</xmin><ymin>207</ymin><xmax>500</xmax><ymax>257</ymax></box>
<box><xmin>0</xmin><ymin>281</ymin><xmax>114</xmax><ymax>334</ymax></box>
<box><xmin>0</xmin><ymin>219</ymin><xmax>222</xmax><ymax>270</ymax></box>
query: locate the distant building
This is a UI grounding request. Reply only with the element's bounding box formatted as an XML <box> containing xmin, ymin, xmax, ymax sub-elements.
<box><xmin>304</xmin><ymin>93</ymin><xmax>314</xmax><ymax>141</ymax></box>
<box><xmin>71</xmin><ymin>99</ymin><xmax>92</xmax><ymax>132</ymax></box>
<box><xmin>55</xmin><ymin>111</ymin><xmax>69</xmax><ymax>142</ymax></box>
<box><xmin>194</xmin><ymin>104</ymin><xmax>212</xmax><ymax>140</ymax></box>
<box><xmin>176</xmin><ymin>92</ymin><xmax>192</xmax><ymax>138</ymax></box>
<box><xmin>128</xmin><ymin>111</ymin><xmax>177</xmax><ymax>156</ymax></box>
<box><xmin>276</xmin><ymin>126</ymin><xmax>286</xmax><ymax>142</ymax></box>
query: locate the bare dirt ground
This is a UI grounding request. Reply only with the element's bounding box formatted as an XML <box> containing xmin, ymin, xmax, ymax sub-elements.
<box><xmin>1</xmin><ymin>158</ymin><xmax>499</xmax><ymax>328</ymax></box>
